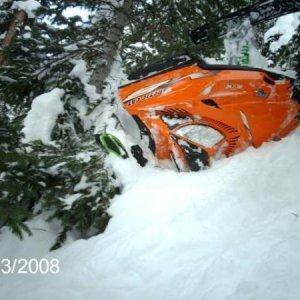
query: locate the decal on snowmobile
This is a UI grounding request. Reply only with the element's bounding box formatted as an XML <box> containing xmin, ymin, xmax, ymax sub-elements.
<box><xmin>125</xmin><ymin>87</ymin><xmax>168</xmax><ymax>106</ymax></box>
<box><xmin>124</xmin><ymin>80</ymin><xmax>171</xmax><ymax>103</ymax></box>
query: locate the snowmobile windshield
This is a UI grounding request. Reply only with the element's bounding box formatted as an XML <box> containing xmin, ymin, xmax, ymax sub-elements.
<box><xmin>123</xmin><ymin>55</ymin><xmax>291</xmax><ymax>88</ymax></box>
<box><xmin>127</xmin><ymin>55</ymin><xmax>195</xmax><ymax>81</ymax></box>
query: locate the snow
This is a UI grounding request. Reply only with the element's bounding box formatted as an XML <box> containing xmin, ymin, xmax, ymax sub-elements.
<box><xmin>162</xmin><ymin>115</ymin><xmax>193</xmax><ymax>127</ymax></box>
<box><xmin>0</xmin><ymin>214</ymin><xmax>73</xmax><ymax>259</ymax></box>
<box><xmin>75</xmin><ymin>151</ymin><xmax>97</xmax><ymax>163</ymax></box>
<box><xmin>62</xmin><ymin>6</ymin><xmax>91</xmax><ymax>23</ymax></box>
<box><xmin>264</xmin><ymin>13</ymin><xmax>300</xmax><ymax>53</ymax></box>
<box><xmin>1</xmin><ymin>130</ymin><xmax>300</xmax><ymax>299</ymax></box>
<box><xmin>22</xmin><ymin>88</ymin><xmax>65</xmax><ymax>145</ymax></box>
<box><xmin>63</xmin><ymin>44</ymin><xmax>79</xmax><ymax>51</ymax></box>
<box><xmin>205</xmin><ymin>13</ymin><xmax>300</xmax><ymax>77</ymax></box>
<box><xmin>22</xmin><ymin>32</ymin><xmax>31</xmax><ymax>39</ymax></box>
<box><xmin>74</xmin><ymin>175</ymin><xmax>90</xmax><ymax>192</ymax></box>
<box><xmin>175</xmin><ymin>124</ymin><xmax>224</xmax><ymax>148</ymax></box>
<box><xmin>59</xmin><ymin>193</ymin><xmax>82</xmax><ymax>209</ymax></box>
<box><xmin>69</xmin><ymin>59</ymin><xmax>100</xmax><ymax>102</ymax></box>
<box><xmin>223</xmin><ymin>19</ymin><xmax>269</xmax><ymax>69</ymax></box>
<box><xmin>12</xmin><ymin>0</ymin><xmax>41</xmax><ymax>18</ymax></box>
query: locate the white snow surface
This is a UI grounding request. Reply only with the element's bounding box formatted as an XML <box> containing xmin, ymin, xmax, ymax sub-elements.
<box><xmin>59</xmin><ymin>193</ymin><xmax>82</xmax><ymax>209</ymax></box>
<box><xmin>1</xmin><ymin>129</ymin><xmax>300</xmax><ymax>300</ymax></box>
<box><xmin>22</xmin><ymin>88</ymin><xmax>64</xmax><ymax>145</ymax></box>
<box><xmin>12</xmin><ymin>0</ymin><xmax>41</xmax><ymax>18</ymax></box>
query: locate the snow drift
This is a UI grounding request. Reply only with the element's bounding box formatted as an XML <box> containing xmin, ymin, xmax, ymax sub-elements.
<box><xmin>1</xmin><ymin>129</ymin><xmax>299</xmax><ymax>300</ymax></box>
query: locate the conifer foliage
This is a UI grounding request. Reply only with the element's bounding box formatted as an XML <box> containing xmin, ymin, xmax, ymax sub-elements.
<box><xmin>122</xmin><ymin>0</ymin><xmax>250</xmax><ymax>74</ymax></box>
<box><xmin>0</xmin><ymin>0</ymin><xmax>128</xmax><ymax>249</ymax></box>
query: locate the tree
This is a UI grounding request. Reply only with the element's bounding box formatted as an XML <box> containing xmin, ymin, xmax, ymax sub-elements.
<box><xmin>0</xmin><ymin>0</ymin><xmax>131</xmax><ymax>249</ymax></box>
<box><xmin>121</xmin><ymin>0</ymin><xmax>250</xmax><ymax>74</ymax></box>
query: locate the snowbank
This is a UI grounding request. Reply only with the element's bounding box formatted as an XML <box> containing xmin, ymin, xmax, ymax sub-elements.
<box><xmin>22</xmin><ymin>88</ymin><xmax>65</xmax><ymax>145</ymax></box>
<box><xmin>12</xmin><ymin>0</ymin><xmax>41</xmax><ymax>18</ymax></box>
<box><xmin>1</xmin><ymin>129</ymin><xmax>299</xmax><ymax>300</ymax></box>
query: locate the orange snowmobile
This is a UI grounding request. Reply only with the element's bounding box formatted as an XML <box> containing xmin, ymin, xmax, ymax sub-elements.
<box><xmin>118</xmin><ymin>56</ymin><xmax>299</xmax><ymax>171</ymax></box>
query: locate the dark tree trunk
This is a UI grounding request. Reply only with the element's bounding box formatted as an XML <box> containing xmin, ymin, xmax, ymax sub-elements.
<box><xmin>0</xmin><ymin>10</ymin><xmax>27</xmax><ymax>66</ymax></box>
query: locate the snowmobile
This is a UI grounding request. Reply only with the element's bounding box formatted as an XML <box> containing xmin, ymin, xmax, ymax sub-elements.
<box><xmin>118</xmin><ymin>56</ymin><xmax>299</xmax><ymax>171</ymax></box>
<box><xmin>101</xmin><ymin>0</ymin><xmax>300</xmax><ymax>171</ymax></box>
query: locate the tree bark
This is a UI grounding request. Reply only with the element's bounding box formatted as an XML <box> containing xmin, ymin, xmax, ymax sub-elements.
<box><xmin>0</xmin><ymin>10</ymin><xmax>27</xmax><ymax>67</ymax></box>
<box><xmin>91</xmin><ymin>0</ymin><xmax>132</xmax><ymax>94</ymax></box>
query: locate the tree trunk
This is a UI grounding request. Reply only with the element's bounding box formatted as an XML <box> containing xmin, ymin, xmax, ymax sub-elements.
<box><xmin>91</xmin><ymin>0</ymin><xmax>132</xmax><ymax>94</ymax></box>
<box><xmin>0</xmin><ymin>10</ymin><xmax>27</xmax><ymax>66</ymax></box>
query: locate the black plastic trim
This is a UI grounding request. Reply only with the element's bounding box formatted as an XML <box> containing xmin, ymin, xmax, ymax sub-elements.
<box><xmin>132</xmin><ymin>115</ymin><xmax>156</xmax><ymax>154</ymax></box>
<box><xmin>202</xmin><ymin>99</ymin><xmax>220</xmax><ymax>109</ymax></box>
<box><xmin>120</xmin><ymin>56</ymin><xmax>293</xmax><ymax>88</ymax></box>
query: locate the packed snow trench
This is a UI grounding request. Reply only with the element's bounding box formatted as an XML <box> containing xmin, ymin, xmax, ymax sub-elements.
<box><xmin>1</xmin><ymin>130</ymin><xmax>300</xmax><ymax>300</ymax></box>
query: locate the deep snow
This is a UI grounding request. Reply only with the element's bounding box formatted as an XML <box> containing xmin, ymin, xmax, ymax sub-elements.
<box><xmin>0</xmin><ymin>129</ymin><xmax>299</xmax><ymax>300</ymax></box>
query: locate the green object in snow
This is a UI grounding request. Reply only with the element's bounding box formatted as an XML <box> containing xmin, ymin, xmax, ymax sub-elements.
<box><xmin>96</xmin><ymin>133</ymin><xmax>128</xmax><ymax>158</ymax></box>
<box><xmin>238</xmin><ymin>42</ymin><xmax>250</xmax><ymax>66</ymax></box>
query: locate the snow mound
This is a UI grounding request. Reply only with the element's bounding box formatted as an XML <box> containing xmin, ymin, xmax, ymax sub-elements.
<box><xmin>12</xmin><ymin>0</ymin><xmax>41</xmax><ymax>18</ymax></box>
<box><xmin>22</xmin><ymin>88</ymin><xmax>64</xmax><ymax>145</ymax></box>
<box><xmin>1</xmin><ymin>130</ymin><xmax>300</xmax><ymax>300</ymax></box>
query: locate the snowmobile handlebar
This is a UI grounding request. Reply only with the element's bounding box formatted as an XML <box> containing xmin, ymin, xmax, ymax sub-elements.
<box><xmin>190</xmin><ymin>0</ymin><xmax>300</xmax><ymax>44</ymax></box>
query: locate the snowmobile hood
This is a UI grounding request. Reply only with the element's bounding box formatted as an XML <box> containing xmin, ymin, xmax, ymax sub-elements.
<box><xmin>119</xmin><ymin>58</ymin><xmax>299</xmax><ymax>171</ymax></box>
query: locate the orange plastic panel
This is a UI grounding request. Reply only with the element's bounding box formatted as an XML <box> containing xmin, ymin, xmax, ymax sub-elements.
<box><xmin>119</xmin><ymin>63</ymin><xmax>299</xmax><ymax>170</ymax></box>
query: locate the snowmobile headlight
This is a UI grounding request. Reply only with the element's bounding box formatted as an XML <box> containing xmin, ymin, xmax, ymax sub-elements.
<box><xmin>175</xmin><ymin>124</ymin><xmax>224</xmax><ymax>148</ymax></box>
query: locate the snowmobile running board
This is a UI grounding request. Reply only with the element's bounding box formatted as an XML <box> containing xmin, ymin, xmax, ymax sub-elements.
<box><xmin>190</xmin><ymin>0</ymin><xmax>300</xmax><ymax>44</ymax></box>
